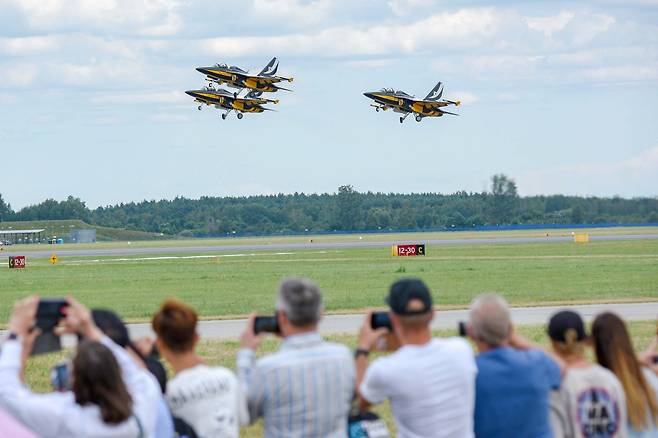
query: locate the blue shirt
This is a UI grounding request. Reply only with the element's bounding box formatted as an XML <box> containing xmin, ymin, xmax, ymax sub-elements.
<box><xmin>474</xmin><ymin>347</ymin><xmax>561</xmax><ymax>438</ymax></box>
<box><xmin>237</xmin><ymin>332</ymin><xmax>355</xmax><ymax>438</ymax></box>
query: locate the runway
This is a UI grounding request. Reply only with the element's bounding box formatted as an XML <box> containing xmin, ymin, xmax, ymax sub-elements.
<box><xmin>4</xmin><ymin>233</ymin><xmax>658</xmax><ymax>259</ymax></box>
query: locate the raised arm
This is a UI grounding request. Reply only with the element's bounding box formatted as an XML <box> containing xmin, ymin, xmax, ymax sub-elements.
<box><xmin>63</xmin><ymin>297</ymin><xmax>159</xmax><ymax>432</ymax></box>
<box><xmin>237</xmin><ymin>314</ymin><xmax>266</xmax><ymax>422</ymax></box>
<box><xmin>0</xmin><ymin>296</ymin><xmax>67</xmax><ymax>437</ymax></box>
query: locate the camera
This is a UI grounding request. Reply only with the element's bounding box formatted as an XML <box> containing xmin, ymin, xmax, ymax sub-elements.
<box><xmin>50</xmin><ymin>362</ymin><xmax>71</xmax><ymax>392</ymax></box>
<box><xmin>370</xmin><ymin>312</ymin><xmax>392</xmax><ymax>331</ymax></box>
<box><xmin>254</xmin><ymin>315</ymin><xmax>280</xmax><ymax>334</ymax></box>
<box><xmin>458</xmin><ymin>321</ymin><xmax>469</xmax><ymax>337</ymax></box>
<box><xmin>31</xmin><ymin>298</ymin><xmax>69</xmax><ymax>355</ymax></box>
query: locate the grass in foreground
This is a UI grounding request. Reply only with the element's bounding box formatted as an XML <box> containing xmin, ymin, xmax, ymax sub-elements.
<box><xmin>23</xmin><ymin>321</ymin><xmax>658</xmax><ymax>437</ymax></box>
<box><xmin>1</xmin><ymin>240</ymin><xmax>657</xmax><ymax>322</ymax></box>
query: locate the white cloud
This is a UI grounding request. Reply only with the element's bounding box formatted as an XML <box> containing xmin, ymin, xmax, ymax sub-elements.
<box><xmin>249</xmin><ymin>0</ymin><xmax>332</xmax><ymax>27</ymax></box>
<box><xmin>5</xmin><ymin>0</ymin><xmax>183</xmax><ymax>36</ymax></box>
<box><xmin>0</xmin><ymin>64</ymin><xmax>38</xmax><ymax>87</ymax></box>
<box><xmin>519</xmin><ymin>146</ymin><xmax>658</xmax><ymax>197</ymax></box>
<box><xmin>526</xmin><ymin>11</ymin><xmax>575</xmax><ymax>37</ymax></box>
<box><xmin>0</xmin><ymin>93</ymin><xmax>16</xmax><ymax>104</ymax></box>
<box><xmin>201</xmin><ymin>8</ymin><xmax>508</xmax><ymax>57</ymax></box>
<box><xmin>92</xmin><ymin>90</ymin><xmax>187</xmax><ymax>104</ymax></box>
<box><xmin>387</xmin><ymin>0</ymin><xmax>437</xmax><ymax>16</ymax></box>
<box><xmin>0</xmin><ymin>36</ymin><xmax>59</xmax><ymax>54</ymax></box>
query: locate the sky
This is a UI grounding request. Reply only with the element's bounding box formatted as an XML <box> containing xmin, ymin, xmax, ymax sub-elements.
<box><xmin>1</xmin><ymin>0</ymin><xmax>657</xmax><ymax>209</ymax></box>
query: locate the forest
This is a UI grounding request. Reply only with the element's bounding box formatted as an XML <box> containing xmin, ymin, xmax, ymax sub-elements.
<box><xmin>2</xmin><ymin>175</ymin><xmax>657</xmax><ymax>237</ymax></box>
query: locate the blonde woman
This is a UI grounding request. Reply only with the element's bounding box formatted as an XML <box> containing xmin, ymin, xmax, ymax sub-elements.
<box><xmin>549</xmin><ymin>310</ymin><xmax>627</xmax><ymax>438</ymax></box>
<box><xmin>592</xmin><ymin>313</ymin><xmax>658</xmax><ymax>438</ymax></box>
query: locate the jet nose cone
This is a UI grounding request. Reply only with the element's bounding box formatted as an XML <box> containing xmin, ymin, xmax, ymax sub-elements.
<box><xmin>363</xmin><ymin>92</ymin><xmax>375</xmax><ymax>99</ymax></box>
<box><xmin>185</xmin><ymin>90</ymin><xmax>195</xmax><ymax>96</ymax></box>
<box><xmin>196</xmin><ymin>67</ymin><xmax>206</xmax><ymax>73</ymax></box>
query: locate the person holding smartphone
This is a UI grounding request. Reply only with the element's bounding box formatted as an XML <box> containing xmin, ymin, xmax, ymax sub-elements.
<box><xmin>0</xmin><ymin>296</ymin><xmax>161</xmax><ymax>437</ymax></box>
<box><xmin>237</xmin><ymin>277</ymin><xmax>355</xmax><ymax>438</ymax></box>
<box><xmin>355</xmin><ymin>278</ymin><xmax>477</xmax><ymax>438</ymax></box>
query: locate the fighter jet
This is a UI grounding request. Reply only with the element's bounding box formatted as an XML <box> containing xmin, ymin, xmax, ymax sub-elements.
<box><xmin>185</xmin><ymin>86</ymin><xmax>278</xmax><ymax>120</ymax></box>
<box><xmin>196</xmin><ymin>57</ymin><xmax>293</xmax><ymax>94</ymax></box>
<box><xmin>363</xmin><ymin>82</ymin><xmax>460</xmax><ymax>123</ymax></box>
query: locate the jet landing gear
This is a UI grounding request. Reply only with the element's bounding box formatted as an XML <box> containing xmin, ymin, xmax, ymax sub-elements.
<box><xmin>415</xmin><ymin>115</ymin><xmax>422</xmax><ymax>122</ymax></box>
<box><xmin>197</xmin><ymin>105</ymin><xmax>202</xmax><ymax>111</ymax></box>
<box><xmin>237</xmin><ymin>113</ymin><xmax>243</xmax><ymax>119</ymax></box>
<box><xmin>221</xmin><ymin>113</ymin><xmax>227</xmax><ymax>120</ymax></box>
<box><xmin>399</xmin><ymin>113</ymin><xmax>410</xmax><ymax>124</ymax></box>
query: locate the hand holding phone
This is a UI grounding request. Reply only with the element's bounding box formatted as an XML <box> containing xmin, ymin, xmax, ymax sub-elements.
<box><xmin>254</xmin><ymin>315</ymin><xmax>280</xmax><ymax>335</ymax></box>
<box><xmin>31</xmin><ymin>298</ymin><xmax>69</xmax><ymax>356</ymax></box>
<box><xmin>370</xmin><ymin>312</ymin><xmax>392</xmax><ymax>331</ymax></box>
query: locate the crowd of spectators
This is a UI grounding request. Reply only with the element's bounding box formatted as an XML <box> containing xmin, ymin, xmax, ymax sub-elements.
<box><xmin>0</xmin><ymin>277</ymin><xmax>656</xmax><ymax>438</ymax></box>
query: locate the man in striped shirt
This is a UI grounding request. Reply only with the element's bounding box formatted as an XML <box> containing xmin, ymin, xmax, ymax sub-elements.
<box><xmin>237</xmin><ymin>278</ymin><xmax>355</xmax><ymax>438</ymax></box>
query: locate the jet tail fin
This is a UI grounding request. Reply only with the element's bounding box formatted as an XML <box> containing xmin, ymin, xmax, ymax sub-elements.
<box><xmin>424</xmin><ymin>82</ymin><xmax>443</xmax><ymax>101</ymax></box>
<box><xmin>259</xmin><ymin>57</ymin><xmax>279</xmax><ymax>77</ymax></box>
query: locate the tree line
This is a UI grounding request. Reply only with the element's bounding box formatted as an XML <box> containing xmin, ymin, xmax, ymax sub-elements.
<box><xmin>2</xmin><ymin>175</ymin><xmax>657</xmax><ymax>237</ymax></box>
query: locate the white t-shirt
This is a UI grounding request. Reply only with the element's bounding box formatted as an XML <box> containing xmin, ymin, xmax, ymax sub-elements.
<box><xmin>359</xmin><ymin>337</ymin><xmax>477</xmax><ymax>438</ymax></box>
<box><xmin>166</xmin><ymin>364</ymin><xmax>248</xmax><ymax>438</ymax></box>
<box><xmin>550</xmin><ymin>364</ymin><xmax>628</xmax><ymax>438</ymax></box>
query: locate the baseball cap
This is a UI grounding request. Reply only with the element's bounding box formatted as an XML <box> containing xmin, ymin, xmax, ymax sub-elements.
<box><xmin>386</xmin><ymin>278</ymin><xmax>433</xmax><ymax>315</ymax></box>
<box><xmin>548</xmin><ymin>310</ymin><xmax>587</xmax><ymax>343</ymax></box>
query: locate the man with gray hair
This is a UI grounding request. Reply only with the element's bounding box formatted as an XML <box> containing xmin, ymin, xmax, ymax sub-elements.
<box><xmin>468</xmin><ymin>293</ymin><xmax>563</xmax><ymax>438</ymax></box>
<box><xmin>237</xmin><ymin>278</ymin><xmax>355</xmax><ymax>438</ymax></box>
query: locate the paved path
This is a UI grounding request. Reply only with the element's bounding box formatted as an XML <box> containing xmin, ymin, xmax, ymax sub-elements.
<box><xmin>5</xmin><ymin>302</ymin><xmax>655</xmax><ymax>347</ymax></box>
<box><xmin>4</xmin><ymin>233</ymin><xmax>658</xmax><ymax>259</ymax></box>
<box><xmin>123</xmin><ymin>302</ymin><xmax>658</xmax><ymax>341</ymax></box>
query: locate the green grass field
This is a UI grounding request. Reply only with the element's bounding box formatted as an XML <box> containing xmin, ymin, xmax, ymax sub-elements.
<box><xmin>22</xmin><ymin>321</ymin><xmax>658</xmax><ymax>437</ymax></box>
<box><xmin>1</xmin><ymin>239</ymin><xmax>657</xmax><ymax>323</ymax></box>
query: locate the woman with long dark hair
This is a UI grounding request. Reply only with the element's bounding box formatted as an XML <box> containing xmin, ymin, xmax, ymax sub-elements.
<box><xmin>0</xmin><ymin>296</ymin><xmax>161</xmax><ymax>437</ymax></box>
<box><xmin>592</xmin><ymin>312</ymin><xmax>658</xmax><ymax>437</ymax></box>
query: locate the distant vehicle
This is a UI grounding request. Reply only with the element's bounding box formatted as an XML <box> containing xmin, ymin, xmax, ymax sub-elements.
<box><xmin>363</xmin><ymin>81</ymin><xmax>460</xmax><ymax>123</ymax></box>
<box><xmin>195</xmin><ymin>57</ymin><xmax>293</xmax><ymax>94</ymax></box>
<box><xmin>185</xmin><ymin>86</ymin><xmax>278</xmax><ymax>120</ymax></box>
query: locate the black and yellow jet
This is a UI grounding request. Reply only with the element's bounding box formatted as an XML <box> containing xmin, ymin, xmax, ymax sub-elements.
<box><xmin>196</xmin><ymin>58</ymin><xmax>293</xmax><ymax>94</ymax></box>
<box><xmin>185</xmin><ymin>86</ymin><xmax>278</xmax><ymax>120</ymax></box>
<box><xmin>363</xmin><ymin>82</ymin><xmax>460</xmax><ymax>123</ymax></box>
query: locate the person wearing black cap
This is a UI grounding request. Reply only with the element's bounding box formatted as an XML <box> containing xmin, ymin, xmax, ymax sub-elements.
<box><xmin>91</xmin><ymin>309</ymin><xmax>175</xmax><ymax>438</ymax></box>
<box><xmin>355</xmin><ymin>278</ymin><xmax>477</xmax><ymax>438</ymax></box>
<box><xmin>549</xmin><ymin>310</ymin><xmax>628</xmax><ymax>438</ymax></box>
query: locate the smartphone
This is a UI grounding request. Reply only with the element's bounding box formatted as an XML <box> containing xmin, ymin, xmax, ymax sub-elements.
<box><xmin>254</xmin><ymin>315</ymin><xmax>280</xmax><ymax>334</ymax></box>
<box><xmin>50</xmin><ymin>362</ymin><xmax>70</xmax><ymax>392</ymax></box>
<box><xmin>458</xmin><ymin>321</ymin><xmax>468</xmax><ymax>337</ymax></box>
<box><xmin>36</xmin><ymin>299</ymin><xmax>68</xmax><ymax>330</ymax></box>
<box><xmin>370</xmin><ymin>312</ymin><xmax>392</xmax><ymax>331</ymax></box>
<box><xmin>31</xmin><ymin>299</ymin><xmax>69</xmax><ymax>356</ymax></box>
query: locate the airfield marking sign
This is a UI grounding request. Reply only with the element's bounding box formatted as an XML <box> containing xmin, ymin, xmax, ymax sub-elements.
<box><xmin>391</xmin><ymin>244</ymin><xmax>426</xmax><ymax>257</ymax></box>
<box><xmin>8</xmin><ymin>256</ymin><xmax>26</xmax><ymax>269</ymax></box>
